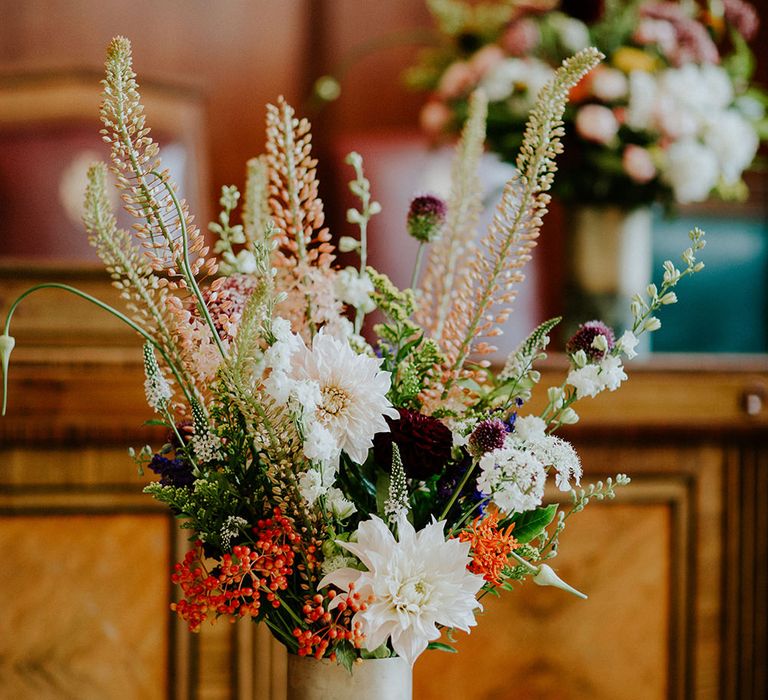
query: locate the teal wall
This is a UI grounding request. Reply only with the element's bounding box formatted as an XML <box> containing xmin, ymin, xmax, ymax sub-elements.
<box><xmin>652</xmin><ymin>213</ymin><xmax>768</xmax><ymax>353</ymax></box>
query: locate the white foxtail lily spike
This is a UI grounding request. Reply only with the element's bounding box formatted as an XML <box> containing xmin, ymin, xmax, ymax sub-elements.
<box><xmin>533</xmin><ymin>564</ymin><xmax>588</xmax><ymax>600</ymax></box>
<box><xmin>1</xmin><ymin>333</ymin><xmax>15</xmax><ymax>416</ymax></box>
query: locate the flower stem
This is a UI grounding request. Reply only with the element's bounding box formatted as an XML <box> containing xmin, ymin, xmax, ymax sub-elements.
<box><xmin>410</xmin><ymin>242</ymin><xmax>426</xmax><ymax>291</ymax></box>
<box><xmin>1</xmin><ymin>283</ymin><xmax>195</xmax><ymax>415</ymax></box>
<box><xmin>439</xmin><ymin>459</ymin><xmax>479</xmax><ymax>521</ymax></box>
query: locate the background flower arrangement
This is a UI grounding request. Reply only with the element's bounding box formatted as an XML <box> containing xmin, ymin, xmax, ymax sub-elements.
<box><xmin>412</xmin><ymin>0</ymin><xmax>768</xmax><ymax>208</ymax></box>
<box><xmin>1</xmin><ymin>36</ymin><xmax>706</xmax><ymax>674</ymax></box>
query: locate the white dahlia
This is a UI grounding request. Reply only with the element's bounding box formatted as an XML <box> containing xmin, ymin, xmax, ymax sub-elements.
<box><xmin>319</xmin><ymin>516</ymin><xmax>484</xmax><ymax>666</ymax></box>
<box><xmin>290</xmin><ymin>332</ymin><xmax>398</xmax><ymax>464</ymax></box>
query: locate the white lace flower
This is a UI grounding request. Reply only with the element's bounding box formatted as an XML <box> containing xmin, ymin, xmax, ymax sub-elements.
<box><xmin>319</xmin><ymin>516</ymin><xmax>484</xmax><ymax>666</ymax></box>
<box><xmin>476</xmin><ymin>445</ymin><xmax>546</xmax><ymax>513</ymax></box>
<box><xmin>289</xmin><ymin>332</ymin><xmax>398</xmax><ymax>464</ymax></box>
<box><xmin>298</xmin><ymin>462</ymin><xmax>337</xmax><ymax>505</ymax></box>
<box><xmin>510</xmin><ymin>417</ymin><xmax>582</xmax><ymax>492</ymax></box>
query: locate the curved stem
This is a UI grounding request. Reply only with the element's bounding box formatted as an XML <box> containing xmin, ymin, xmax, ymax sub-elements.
<box><xmin>1</xmin><ymin>283</ymin><xmax>195</xmax><ymax>414</ymax></box>
<box><xmin>151</xmin><ymin>171</ymin><xmax>227</xmax><ymax>359</ymax></box>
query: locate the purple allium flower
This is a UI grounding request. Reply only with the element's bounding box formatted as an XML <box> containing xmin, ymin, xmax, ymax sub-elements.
<box><xmin>566</xmin><ymin>320</ymin><xmax>615</xmax><ymax>361</ymax></box>
<box><xmin>149</xmin><ymin>454</ymin><xmax>195</xmax><ymax>488</ymax></box>
<box><xmin>373</xmin><ymin>408</ymin><xmax>453</xmax><ymax>480</ymax></box>
<box><xmin>468</xmin><ymin>418</ymin><xmax>508</xmax><ymax>457</ymax></box>
<box><xmin>406</xmin><ymin>194</ymin><xmax>447</xmax><ymax>243</ymax></box>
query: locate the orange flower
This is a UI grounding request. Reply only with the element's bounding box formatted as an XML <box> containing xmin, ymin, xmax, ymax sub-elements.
<box><xmin>458</xmin><ymin>512</ymin><xmax>519</xmax><ymax>586</ymax></box>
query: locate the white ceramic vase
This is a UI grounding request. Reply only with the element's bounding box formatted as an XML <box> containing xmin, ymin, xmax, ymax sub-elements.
<box><xmin>286</xmin><ymin>655</ymin><xmax>412</xmax><ymax>700</ymax></box>
<box><xmin>566</xmin><ymin>205</ymin><xmax>653</xmax><ymax>340</ymax></box>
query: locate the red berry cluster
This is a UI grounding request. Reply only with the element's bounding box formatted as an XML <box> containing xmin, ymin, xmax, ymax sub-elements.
<box><xmin>292</xmin><ymin>584</ymin><xmax>368</xmax><ymax>660</ymax></box>
<box><xmin>171</xmin><ymin>508</ymin><xmax>298</xmax><ymax>632</ymax></box>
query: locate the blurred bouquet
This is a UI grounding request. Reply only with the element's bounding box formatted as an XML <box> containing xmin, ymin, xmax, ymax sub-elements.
<box><xmin>412</xmin><ymin>0</ymin><xmax>768</xmax><ymax>207</ymax></box>
<box><xmin>1</xmin><ymin>38</ymin><xmax>705</xmax><ymax>674</ymax></box>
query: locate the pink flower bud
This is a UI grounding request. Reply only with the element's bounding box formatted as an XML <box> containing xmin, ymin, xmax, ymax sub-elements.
<box><xmin>622</xmin><ymin>145</ymin><xmax>657</xmax><ymax>184</ymax></box>
<box><xmin>574</xmin><ymin>104</ymin><xmax>620</xmax><ymax>144</ymax></box>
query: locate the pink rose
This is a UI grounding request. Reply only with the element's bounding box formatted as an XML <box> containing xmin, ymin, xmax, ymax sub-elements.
<box><xmin>575</xmin><ymin>104</ymin><xmax>620</xmax><ymax>144</ymax></box>
<box><xmin>589</xmin><ymin>66</ymin><xmax>628</xmax><ymax>102</ymax></box>
<box><xmin>622</xmin><ymin>145</ymin><xmax>657</xmax><ymax>184</ymax></box>
<box><xmin>501</xmin><ymin>18</ymin><xmax>541</xmax><ymax>56</ymax></box>
<box><xmin>437</xmin><ymin>61</ymin><xmax>476</xmax><ymax>99</ymax></box>
<box><xmin>420</xmin><ymin>101</ymin><xmax>453</xmax><ymax>137</ymax></box>
<box><xmin>469</xmin><ymin>45</ymin><xmax>506</xmax><ymax>78</ymax></box>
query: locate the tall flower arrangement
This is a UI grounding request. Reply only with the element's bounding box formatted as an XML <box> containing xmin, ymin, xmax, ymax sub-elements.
<box><xmin>412</xmin><ymin>0</ymin><xmax>767</xmax><ymax>207</ymax></box>
<box><xmin>1</xmin><ymin>37</ymin><xmax>706</xmax><ymax>670</ymax></box>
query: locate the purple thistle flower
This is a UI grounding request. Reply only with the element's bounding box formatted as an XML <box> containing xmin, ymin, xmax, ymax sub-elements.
<box><xmin>565</xmin><ymin>320</ymin><xmax>615</xmax><ymax>361</ymax></box>
<box><xmin>468</xmin><ymin>418</ymin><xmax>508</xmax><ymax>457</ymax></box>
<box><xmin>406</xmin><ymin>194</ymin><xmax>447</xmax><ymax>243</ymax></box>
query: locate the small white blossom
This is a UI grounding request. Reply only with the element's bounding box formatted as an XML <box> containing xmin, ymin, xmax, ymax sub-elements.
<box><xmin>326</xmin><ymin>487</ymin><xmax>356</xmax><ymax>520</ymax></box>
<box><xmin>334</xmin><ymin>266</ymin><xmax>375</xmax><ymax>313</ymax></box>
<box><xmin>617</xmin><ymin>330</ymin><xmax>640</xmax><ymax>360</ymax></box>
<box><xmin>302</xmin><ymin>420</ymin><xmax>339</xmax><ymax>465</ymax></box>
<box><xmin>476</xmin><ymin>445</ymin><xmax>546</xmax><ymax>513</ymax></box>
<box><xmin>513</xmin><ymin>415</ymin><xmax>546</xmax><ymax>442</ymax></box>
<box><xmin>598</xmin><ymin>355</ymin><xmax>627</xmax><ymax>392</ymax></box>
<box><xmin>566</xmin><ymin>364</ymin><xmax>603</xmax><ymax>398</ymax></box>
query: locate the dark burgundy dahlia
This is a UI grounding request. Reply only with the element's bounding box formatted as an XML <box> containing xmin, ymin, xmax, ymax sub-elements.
<box><xmin>373</xmin><ymin>408</ymin><xmax>453</xmax><ymax>480</ymax></box>
<box><xmin>561</xmin><ymin>0</ymin><xmax>605</xmax><ymax>24</ymax></box>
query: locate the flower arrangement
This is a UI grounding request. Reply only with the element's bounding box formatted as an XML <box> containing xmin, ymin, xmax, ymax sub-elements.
<box><xmin>1</xmin><ymin>37</ymin><xmax>706</xmax><ymax>672</ymax></box>
<box><xmin>412</xmin><ymin>0</ymin><xmax>767</xmax><ymax>207</ymax></box>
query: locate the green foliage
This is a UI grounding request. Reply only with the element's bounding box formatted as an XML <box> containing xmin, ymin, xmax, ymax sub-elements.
<box><xmin>504</xmin><ymin>504</ymin><xmax>558</xmax><ymax>544</ymax></box>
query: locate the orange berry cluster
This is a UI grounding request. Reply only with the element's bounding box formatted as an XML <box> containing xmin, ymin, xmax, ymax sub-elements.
<box><xmin>458</xmin><ymin>511</ymin><xmax>519</xmax><ymax>585</ymax></box>
<box><xmin>171</xmin><ymin>508</ymin><xmax>298</xmax><ymax>632</ymax></box>
<box><xmin>292</xmin><ymin>583</ymin><xmax>368</xmax><ymax>660</ymax></box>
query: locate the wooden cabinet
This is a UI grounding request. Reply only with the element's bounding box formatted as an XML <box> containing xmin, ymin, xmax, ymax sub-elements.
<box><xmin>1</xmin><ymin>272</ymin><xmax>766</xmax><ymax>699</ymax></box>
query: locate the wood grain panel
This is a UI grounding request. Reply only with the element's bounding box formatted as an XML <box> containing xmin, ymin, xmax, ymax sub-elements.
<box><xmin>0</xmin><ymin>513</ymin><xmax>169</xmax><ymax>700</ymax></box>
<box><xmin>414</xmin><ymin>503</ymin><xmax>671</xmax><ymax>700</ymax></box>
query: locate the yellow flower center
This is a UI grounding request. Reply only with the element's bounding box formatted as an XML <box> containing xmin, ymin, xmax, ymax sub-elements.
<box><xmin>319</xmin><ymin>385</ymin><xmax>350</xmax><ymax>421</ymax></box>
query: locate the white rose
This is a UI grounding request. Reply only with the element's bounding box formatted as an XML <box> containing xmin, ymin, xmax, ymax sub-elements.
<box><xmin>703</xmin><ymin>109</ymin><xmax>759</xmax><ymax>184</ymax></box>
<box><xmin>626</xmin><ymin>71</ymin><xmax>658</xmax><ymax>131</ymax></box>
<box><xmin>591</xmin><ymin>67</ymin><xmax>628</xmax><ymax>102</ymax></box>
<box><xmin>661</xmin><ymin>139</ymin><xmax>719</xmax><ymax>204</ymax></box>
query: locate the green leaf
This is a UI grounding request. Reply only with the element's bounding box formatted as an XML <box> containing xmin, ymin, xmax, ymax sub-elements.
<box><xmin>334</xmin><ymin>641</ymin><xmax>357</xmax><ymax>674</ymax></box>
<box><xmin>427</xmin><ymin>642</ymin><xmax>458</xmax><ymax>653</ymax></box>
<box><xmin>507</xmin><ymin>504</ymin><xmax>558</xmax><ymax>543</ymax></box>
<box><xmin>361</xmin><ymin>644</ymin><xmax>391</xmax><ymax>659</ymax></box>
<box><xmin>143</xmin><ymin>419</ymin><xmax>168</xmax><ymax>427</ymax></box>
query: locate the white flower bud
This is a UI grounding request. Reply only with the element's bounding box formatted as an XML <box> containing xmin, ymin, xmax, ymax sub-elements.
<box><xmin>533</xmin><ymin>564</ymin><xmax>588</xmax><ymax>599</ymax></box>
<box><xmin>338</xmin><ymin>236</ymin><xmax>360</xmax><ymax>253</ymax></box>
<box><xmin>529</xmin><ymin>370</ymin><xmax>541</xmax><ymax>383</ymax></box>
<box><xmin>369</xmin><ymin>201</ymin><xmax>382</xmax><ymax>215</ymax></box>
<box><xmin>660</xmin><ymin>292</ymin><xmax>678</xmax><ymax>305</ymax></box>
<box><xmin>572</xmin><ymin>349</ymin><xmax>588</xmax><ymax>368</ymax></box>
<box><xmin>547</xmin><ymin>386</ymin><xmax>565</xmax><ymax>406</ymax></box>
<box><xmin>694</xmin><ymin>262</ymin><xmax>705</xmax><ymax>272</ymax></box>
<box><xmin>559</xmin><ymin>408</ymin><xmax>579</xmax><ymax>425</ymax></box>
<box><xmin>643</xmin><ymin>317</ymin><xmax>662</xmax><ymax>332</ymax></box>
<box><xmin>646</xmin><ymin>283</ymin><xmax>658</xmax><ymax>299</ymax></box>
<box><xmin>1</xmin><ymin>333</ymin><xmax>16</xmax><ymax>416</ymax></box>
<box><xmin>346</xmin><ymin>208</ymin><xmax>362</xmax><ymax>225</ymax></box>
<box><xmin>591</xmin><ymin>334</ymin><xmax>609</xmax><ymax>353</ymax></box>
